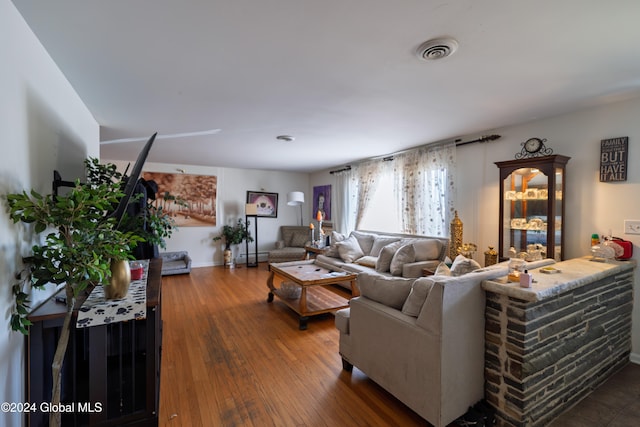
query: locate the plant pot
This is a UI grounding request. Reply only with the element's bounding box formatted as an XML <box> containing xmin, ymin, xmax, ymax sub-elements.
<box><xmin>105</xmin><ymin>259</ymin><xmax>131</xmax><ymax>299</ymax></box>
<box><xmin>224</xmin><ymin>247</ymin><xmax>234</xmax><ymax>268</ymax></box>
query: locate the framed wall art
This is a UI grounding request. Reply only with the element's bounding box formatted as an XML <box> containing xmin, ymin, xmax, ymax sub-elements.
<box><xmin>142</xmin><ymin>172</ymin><xmax>217</xmax><ymax>226</ymax></box>
<box><xmin>246</xmin><ymin>191</ymin><xmax>278</xmax><ymax>218</ymax></box>
<box><xmin>313</xmin><ymin>185</ymin><xmax>331</xmax><ymax>221</ymax></box>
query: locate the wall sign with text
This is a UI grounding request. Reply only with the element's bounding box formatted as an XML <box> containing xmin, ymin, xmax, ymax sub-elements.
<box><xmin>600</xmin><ymin>137</ymin><xmax>628</xmax><ymax>182</ymax></box>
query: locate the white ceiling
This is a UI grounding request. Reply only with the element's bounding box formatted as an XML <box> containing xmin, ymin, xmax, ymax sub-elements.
<box><xmin>13</xmin><ymin>0</ymin><xmax>640</xmax><ymax>172</ymax></box>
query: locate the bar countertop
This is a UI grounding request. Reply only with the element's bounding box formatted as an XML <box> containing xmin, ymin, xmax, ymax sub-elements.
<box><xmin>482</xmin><ymin>256</ymin><xmax>636</xmax><ymax>302</ymax></box>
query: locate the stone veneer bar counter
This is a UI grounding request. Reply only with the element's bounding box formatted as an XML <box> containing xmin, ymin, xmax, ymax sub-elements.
<box><xmin>482</xmin><ymin>257</ymin><xmax>635</xmax><ymax>427</ymax></box>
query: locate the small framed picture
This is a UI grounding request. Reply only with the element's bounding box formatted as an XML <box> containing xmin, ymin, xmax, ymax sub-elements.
<box><xmin>246</xmin><ymin>191</ymin><xmax>278</xmax><ymax>218</ymax></box>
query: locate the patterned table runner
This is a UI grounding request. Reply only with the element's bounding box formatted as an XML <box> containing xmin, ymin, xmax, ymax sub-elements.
<box><xmin>76</xmin><ymin>260</ymin><xmax>148</xmax><ymax>328</ymax></box>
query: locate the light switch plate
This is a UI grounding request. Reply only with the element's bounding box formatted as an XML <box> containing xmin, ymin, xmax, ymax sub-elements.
<box><xmin>624</xmin><ymin>220</ymin><xmax>640</xmax><ymax>235</ymax></box>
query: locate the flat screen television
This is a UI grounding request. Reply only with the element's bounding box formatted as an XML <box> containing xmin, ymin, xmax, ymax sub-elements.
<box><xmin>52</xmin><ymin>132</ymin><xmax>157</xmax><ymax>228</ymax></box>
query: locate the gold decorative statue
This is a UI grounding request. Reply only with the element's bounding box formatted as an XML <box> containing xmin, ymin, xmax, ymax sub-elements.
<box><xmin>449</xmin><ymin>210</ymin><xmax>463</xmax><ymax>260</ymax></box>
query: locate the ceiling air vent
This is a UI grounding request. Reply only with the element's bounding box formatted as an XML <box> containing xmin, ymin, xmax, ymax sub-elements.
<box><xmin>416</xmin><ymin>37</ymin><xmax>459</xmax><ymax>61</ymax></box>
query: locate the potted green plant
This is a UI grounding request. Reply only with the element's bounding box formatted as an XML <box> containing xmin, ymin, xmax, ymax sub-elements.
<box><xmin>4</xmin><ymin>158</ymin><xmax>147</xmax><ymax>427</ymax></box>
<box><xmin>85</xmin><ymin>157</ymin><xmax>178</xmax><ymax>252</ymax></box>
<box><xmin>213</xmin><ymin>218</ymin><xmax>254</xmax><ymax>267</ymax></box>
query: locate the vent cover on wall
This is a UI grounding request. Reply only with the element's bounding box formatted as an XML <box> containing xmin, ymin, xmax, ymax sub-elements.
<box><xmin>415</xmin><ymin>37</ymin><xmax>459</xmax><ymax>60</ymax></box>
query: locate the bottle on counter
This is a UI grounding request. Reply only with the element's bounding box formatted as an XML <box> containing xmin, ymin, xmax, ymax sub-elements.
<box><xmin>519</xmin><ymin>269</ymin><xmax>532</xmax><ymax>288</ymax></box>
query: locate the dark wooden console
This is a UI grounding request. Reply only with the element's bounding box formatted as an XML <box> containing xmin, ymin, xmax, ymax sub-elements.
<box><xmin>27</xmin><ymin>258</ymin><xmax>162</xmax><ymax>427</ymax></box>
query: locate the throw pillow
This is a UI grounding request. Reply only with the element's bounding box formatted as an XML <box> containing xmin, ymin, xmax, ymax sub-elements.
<box><xmin>336</xmin><ymin>235</ymin><xmax>365</xmax><ymax>263</ymax></box>
<box><xmin>355</xmin><ymin>255</ymin><xmax>378</xmax><ymax>268</ymax></box>
<box><xmin>412</xmin><ymin>239</ymin><xmax>443</xmax><ymax>262</ymax></box>
<box><xmin>401</xmin><ymin>278</ymin><xmax>435</xmax><ymax>317</ymax></box>
<box><xmin>375</xmin><ymin>241</ymin><xmax>404</xmax><ymax>272</ymax></box>
<box><xmin>370</xmin><ymin>236</ymin><xmax>401</xmax><ymax>257</ymax></box>
<box><xmin>450</xmin><ymin>254</ymin><xmax>482</xmax><ymax>276</ymax></box>
<box><xmin>359</xmin><ymin>274</ymin><xmax>414</xmax><ymax>310</ymax></box>
<box><xmin>350</xmin><ymin>231</ymin><xmax>376</xmax><ymax>256</ymax></box>
<box><xmin>390</xmin><ymin>244</ymin><xmax>416</xmax><ymax>276</ymax></box>
<box><xmin>324</xmin><ymin>231</ymin><xmax>346</xmax><ymax>258</ymax></box>
<box><xmin>434</xmin><ymin>262</ymin><xmax>452</xmax><ymax>276</ymax></box>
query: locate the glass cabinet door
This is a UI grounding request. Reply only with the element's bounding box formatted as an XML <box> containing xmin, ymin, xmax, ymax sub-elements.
<box><xmin>496</xmin><ymin>155</ymin><xmax>570</xmax><ymax>261</ymax></box>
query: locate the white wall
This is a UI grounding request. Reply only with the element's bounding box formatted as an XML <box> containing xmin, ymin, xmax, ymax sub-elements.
<box><xmin>0</xmin><ymin>1</ymin><xmax>99</xmax><ymax>424</ymax></box>
<box><xmin>103</xmin><ymin>160</ymin><xmax>311</xmax><ymax>267</ymax></box>
<box><xmin>310</xmin><ymin>95</ymin><xmax>640</xmax><ymax>363</ymax></box>
<box><xmin>455</xmin><ymin>95</ymin><xmax>640</xmax><ymax>363</ymax></box>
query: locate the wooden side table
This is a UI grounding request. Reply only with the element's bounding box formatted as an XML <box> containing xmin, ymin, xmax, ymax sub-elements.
<box><xmin>304</xmin><ymin>245</ymin><xmax>327</xmax><ymax>259</ymax></box>
<box><xmin>422</xmin><ymin>268</ymin><xmax>435</xmax><ymax>276</ymax></box>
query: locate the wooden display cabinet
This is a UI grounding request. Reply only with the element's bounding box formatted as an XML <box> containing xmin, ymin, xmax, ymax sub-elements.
<box><xmin>495</xmin><ymin>155</ymin><xmax>570</xmax><ymax>261</ymax></box>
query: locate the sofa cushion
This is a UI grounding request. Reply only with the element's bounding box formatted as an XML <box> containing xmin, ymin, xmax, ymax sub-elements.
<box><xmin>375</xmin><ymin>241</ymin><xmax>404</xmax><ymax>272</ymax></box>
<box><xmin>324</xmin><ymin>231</ymin><xmax>346</xmax><ymax>257</ymax></box>
<box><xmin>351</xmin><ymin>231</ymin><xmax>376</xmax><ymax>256</ymax></box>
<box><xmin>401</xmin><ymin>277</ymin><xmax>435</xmax><ymax>317</ymax></box>
<box><xmin>435</xmin><ymin>261</ymin><xmax>452</xmax><ymax>276</ymax></box>
<box><xmin>267</xmin><ymin>247</ymin><xmax>306</xmax><ymax>263</ymax></box>
<box><xmin>370</xmin><ymin>236</ymin><xmax>402</xmax><ymax>257</ymax></box>
<box><xmin>342</xmin><ymin>262</ymin><xmax>386</xmax><ymax>275</ymax></box>
<box><xmin>359</xmin><ymin>273</ymin><xmax>414</xmax><ymax>310</ymax></box>
<box><xmin>390</xmin><ymin>244</ymin><xmax>416</xmax><ymax>276</ymax></box>
<box><xmin>337</xmin><ymin>235</ymin><xmax>365</xmax><ymax>263</ymax></box>
<box><xmin>289</xmin><ymin>231</ymin><xmax>309</xmax><ymax>248</ymax></box>
<box><xmin>355</xmin><ymin>255</ymin><xmax>378</xmax><ymax>268</ymax></box>
<box><xmin>450</xmin><ymin>255</ymin><xmax>482</xmax><ymax>276</ymax></box>
<box><xmin>402</xmin><ymin>259</ymin><xmax>441</xmax><ymax>278</ymax></box>
<box><xmin>411</xmin><ymin>239</ymin><xmax>443</xmax><ymax>262</ymax></box>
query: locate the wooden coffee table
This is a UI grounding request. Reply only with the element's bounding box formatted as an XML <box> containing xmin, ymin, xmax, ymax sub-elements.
<box><xmin>267</xmin><ymin>260</ymin><xmax>358</xmax><ymax>330</ymax></box>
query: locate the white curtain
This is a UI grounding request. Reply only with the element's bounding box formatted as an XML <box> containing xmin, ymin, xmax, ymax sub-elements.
<box><xmin>353</xmin><ymin>160</ymin><xmax>383</xmax><ymax>230</ymax></box>
<box><xmin>393</xmin><ymin>142</ymin><xmax>456</xmax><ymax>236</ymax></box>
<box><xmin>333</xmin><ymin>168</ymin><xmax>357</xmax><ymax>234</ymax></box>
<box><xmin>334</xmin><ymin>141</ymin><xmax>456</xmax><ymax>237</ymax></box>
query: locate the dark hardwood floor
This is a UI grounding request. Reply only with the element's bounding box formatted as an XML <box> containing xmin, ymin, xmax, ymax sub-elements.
<box><xmin>158</xmin><ymin>264</ymin><xmax>640</xmax><ymax>427</ymax></box>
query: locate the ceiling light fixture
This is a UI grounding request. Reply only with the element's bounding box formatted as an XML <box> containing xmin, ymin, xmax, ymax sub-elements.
<box><xmin>276</xmin><ymin>135</ymin><xmax>295</xmax><ymax>142</ymax></box>
<box><xmin>415</xmin><ymin>37</ymin><xmax>459</xmax><ymax>61</ymax></box>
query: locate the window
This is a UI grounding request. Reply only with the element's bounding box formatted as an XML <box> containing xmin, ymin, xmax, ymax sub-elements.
<box><xmin>358</xmin><ymin>170</ymin><xmax>399</xmax><ymax>233</ymax></box>
<box><xmin>344</xmin><ymin>142</ymin><xmax>455</xmax><ymax>237</ymax></box>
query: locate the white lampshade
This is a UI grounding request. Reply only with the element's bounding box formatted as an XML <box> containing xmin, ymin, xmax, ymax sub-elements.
<box><xmin>287</xmin><ymin>191</ymin><xmax>304</xmax><ymax>206</ymax></box>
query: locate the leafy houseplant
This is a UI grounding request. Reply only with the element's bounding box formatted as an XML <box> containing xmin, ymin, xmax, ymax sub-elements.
<box><xmin>4</xmin><ymin>158</ymin><xmax>146</xmax><ymax>427</ymax></box>
<box><xmin>213</xmin><ymin>218</ymin><xmax>254</xmax><ymax>249</ymax></box>
<box><xmin>213</xmin><ymin>218</ymin><xmax>254</xmax><ymax>266</ymax></box>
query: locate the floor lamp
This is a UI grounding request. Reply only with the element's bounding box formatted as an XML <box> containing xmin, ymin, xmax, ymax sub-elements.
<box><xmin>287</xmin><ymin>191</ymin><xmax>305</xmax><ymax>226</ymax></box>
<box><xmin>245</xmin><ymin>203</ymin><xmax>258</xmax><ymax>267</ymax></box>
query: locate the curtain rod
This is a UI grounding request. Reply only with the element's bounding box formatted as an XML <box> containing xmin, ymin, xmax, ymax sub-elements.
<box><xmin>328</xmin><ymin>134</ymin><xmax>501</xmax><ymax>173</ymax></box>
<box><xmin>329</xmin><ymin>165</ymin><xmax>352</xmax><ymax>175</ymax></box>
<box><xmin>455</xmin><ymin>134</ymin><xmax>501</xmax><ymax>147</ymax></box>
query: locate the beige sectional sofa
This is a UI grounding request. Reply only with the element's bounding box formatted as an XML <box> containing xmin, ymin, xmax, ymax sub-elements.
<box><xmin>315</xmin><ymin>230</ymin><xmax>449</xmax><ymax>279</ymax></box>
<box><xmin>335</xmin><ymin>257</ymin><xmax>556</xmax><ymax>427</ymax></box>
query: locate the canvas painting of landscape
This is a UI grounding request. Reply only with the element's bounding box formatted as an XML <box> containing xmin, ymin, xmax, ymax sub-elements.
<box><xmin>142</xmin><ymin>172</ymin><xmax>217</xmax><ymax>226</ymax></box>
